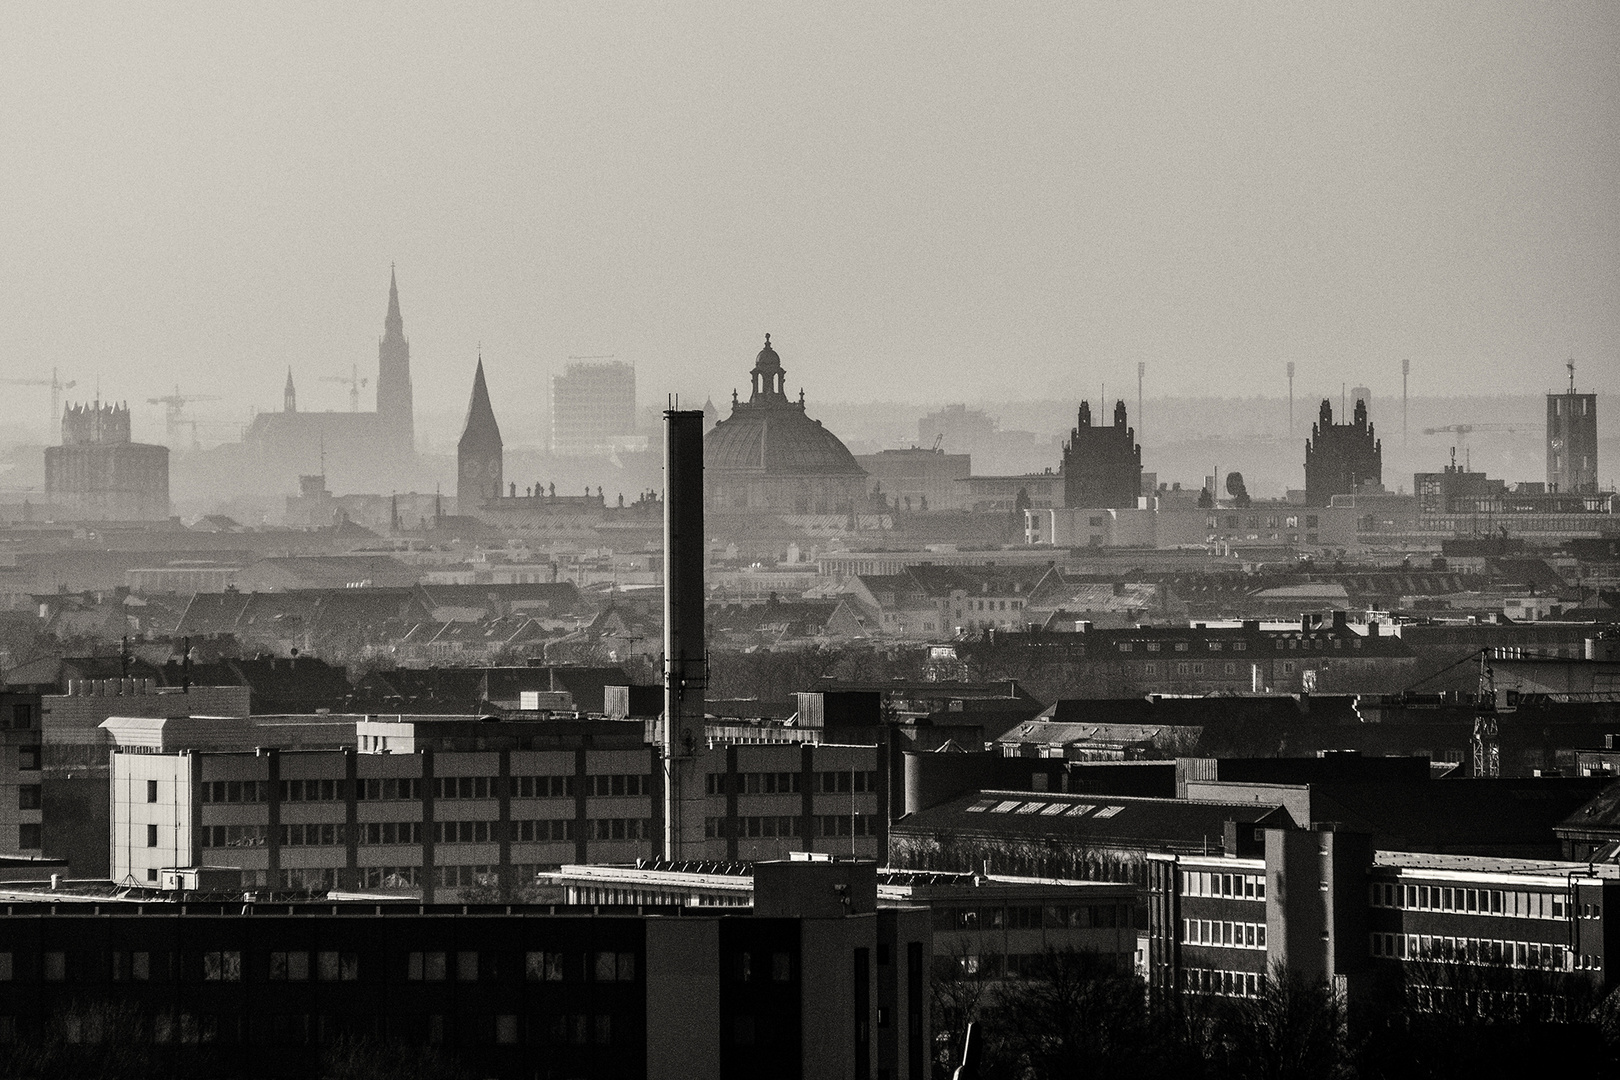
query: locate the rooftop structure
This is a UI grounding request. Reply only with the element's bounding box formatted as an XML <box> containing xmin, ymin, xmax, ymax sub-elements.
<box><xmin>44</xmin><ymin>401</ymin><xmax>169</xmax><ymax>521</ymax></box>
<box><xmin>1062</xmin><ymin>400</ymin><xmax>1142</xmax><ymax>510</ymax></box>
<box><xmin>1305</xmin><ymin>397</ymin><xmax>1381</xmax><ymax>507</ymax></box>
<box><xmin>1548</xmin><ymin>360</ymin><xmax>1598</xmax><ymax>494</ymax></box>
<box><xmin>703</xmin><ymin>336</ymin><xmax>866</xmax><ymax>516</ymax></box>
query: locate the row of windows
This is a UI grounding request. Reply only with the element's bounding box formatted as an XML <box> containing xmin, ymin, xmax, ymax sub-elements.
<box><xmin>1144</xmin><ymin>662</ymin><xmax>1237</xmax><ymax>677</ymax></box>
<box><xmin>1182</xmin><ymin>870</ymin><xmax>1266</xmax><ymax>900</ymax></box>
<box><xmin>4</xmin><ymin>950</ymin><xmax>358</xmax><ymax>984</ymax></box>
<box><xmin>1119</xmin><ymin>641</ymin><xmax>1250</xmax><ymax>654</ymax></box>
<box><xmin>196</xmin><ymin>817</ymin><xmax>647</xmax><ymax>849</ymax></box>
<box><xmin>936</xmin><ymin>903</ymin><xmax>1130</xmax><ymax>932</ymax></box>
<box><xmin>0</xmin><ymin>1010</ymin><xmax>625</xmax><ymax>1050</ymax></box>
<box><xmin>935</xmin><ymin>952</ymin><xmax>1122</xmax><ymax>979</ymax></box>
<box><xmin>361</xmin><ymin>866</ymin><xmax>421</xmax><ymax>889</ymax></box>
<box><xmin>201</xmin><ymin>824</ymin><xmax>269</xmax><ymax>849</ymax></box>
<box><xmin>517</xmin><ymin>819</ymin><xmax>576</xmax><ymax>842</ymax></box>
<box><xmin>702</xmin><ymin>814</ymin><xmax>881</xmax><ymax>839</ymax></box>
<box><xmin>201</xmin><ymin>781</ymin><xmax>268</xmax><ymax>804</ymax></box>
<box><xmin>1370</xmin><ymin>933</ymin><xmax>1572</xmax><ymax>970</ymax></box>
<box><xmin>1369</xmin><ymin>882</ymin><xmax>1569</xmax><ymax>919</ymax></box>
<box><xmin>704</xmin><ymin>770</ymin><xmax>878</xmax><ymax>796</ymax></box>
<box><xmin>359</xmin><ymin>778</ymin><xmax>424</xmax><ymax>801</ymax></box>
<box><xmin>402</xmin><ymin>950</ymin><xmax>640</xmax><ymax>983</ymax></box>
<box><xmin>1182</xmin><ymin>967</ymin><xmax>1265</xmax><ymax>998</ymax></box>
<box><xmin>1184</xmin><ymin>919</ymin><xmax>1266</xmax><ymax>950</ymax></box>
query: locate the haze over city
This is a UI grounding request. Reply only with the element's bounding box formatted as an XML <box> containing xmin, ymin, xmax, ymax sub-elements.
<box><xmin>1</xmin><ymin>6</ymin><xmax>1619</xmax><ymax>1080</ymax></box>
<box><xmin>2</xmin><ymin>1</ymin><xmax>1615</xmax><ymax>442</ymax></box>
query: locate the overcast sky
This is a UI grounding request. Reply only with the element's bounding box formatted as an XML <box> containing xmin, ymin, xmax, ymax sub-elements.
<box><xmin>1</xmin><ymin>1</ymin><xmax>1615</xmax><ymax>440</ymax></box>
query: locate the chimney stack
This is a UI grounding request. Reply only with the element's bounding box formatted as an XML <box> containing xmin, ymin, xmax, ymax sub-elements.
<box><xmin>662</xmin><ymin>407</ymin><xmax>707</xmax><ymax>860</ymax></box>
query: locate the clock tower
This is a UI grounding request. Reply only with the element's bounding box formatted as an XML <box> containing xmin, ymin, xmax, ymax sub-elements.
<box><xmin>456</xmin><ymin>356</ymin><xmax>503</xmax><ymax>513</ymax></box>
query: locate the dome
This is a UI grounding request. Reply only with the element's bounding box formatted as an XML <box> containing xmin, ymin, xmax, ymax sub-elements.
<box><xmin>705</xmin><ymin>407</ymin><xmax>865</xmax><ymax>476</ymax></box>
<box><xmin>704</xmin><ymin>335</ymin><xmax>864</xmax><ymax>477</ymax></box>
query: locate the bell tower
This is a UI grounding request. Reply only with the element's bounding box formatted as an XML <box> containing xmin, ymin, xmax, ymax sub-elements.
<box><xmin>456</xmin><ymin>356</ymin><xmax>503</xmax><ymax>513</ymax></box>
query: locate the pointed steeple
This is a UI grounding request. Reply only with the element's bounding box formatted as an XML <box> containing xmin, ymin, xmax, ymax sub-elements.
<box><xmin>385</xmin><ymin>264</ymin><xmax>402</xmax><ymax>335</ymax></box>
<box><xmin>284</xmin><ymin>367</ymin><xmax>297</xmax><ymax>413</ymax></box>
<box><xmin>377</xmin><ymin>264</ymin><xmax>415</xmax><ymax>452</ymax></box>
<box><xmin>457</xmin><ymin>354</ymin><xmax>503</xmax><ymax>512</ymax></box>
<box><xmin>460</xmin><ymin>356</ymin><xmax>502</xmax><ymax>445</ymax></box>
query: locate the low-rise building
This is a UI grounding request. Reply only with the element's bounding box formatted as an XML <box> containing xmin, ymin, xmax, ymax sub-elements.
<box><xmin>105</xmin><ymin>715</ymin><xmax>886</xmax><ymax>897</ymax></box>
<box><xmin>0</xmin><ymin>858</ymin><xmax>930</xmax><ymax>1080</ymax></box>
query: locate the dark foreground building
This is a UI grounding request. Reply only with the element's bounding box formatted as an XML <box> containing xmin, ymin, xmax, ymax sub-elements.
<box><xmin>0</xmin><ymin>860</ymin><xmax>929</xmax><ymax>1080</ymax></box>
<box><xmin>1304</xmin><ymin>398</ymin><xmax>1380</xmax><ymax>506</ymax></box>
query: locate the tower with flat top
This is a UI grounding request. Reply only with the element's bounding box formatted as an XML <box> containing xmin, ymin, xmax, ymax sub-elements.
<box><xmin>1547</xmin><ymin>360</ymin><xmax>1598</xmax><ymax>494</ymax></box>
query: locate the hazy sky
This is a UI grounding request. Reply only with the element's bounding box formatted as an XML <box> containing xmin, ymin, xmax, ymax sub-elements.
<box><xmin>2</xmin><ymin>2</ymin><xmax>1615</xmax><ymax>444</ymax></box>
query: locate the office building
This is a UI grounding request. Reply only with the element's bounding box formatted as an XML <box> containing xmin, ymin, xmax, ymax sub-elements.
<box><xmin>551</xmin><ymin>361</ymin><xmax>639</xmax><ymax>457</ymax></box>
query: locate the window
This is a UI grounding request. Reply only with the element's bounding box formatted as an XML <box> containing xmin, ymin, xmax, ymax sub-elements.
<box><xmin>280</xmin><ymin>779</ymin><xmax>343</xmax><ymax>802</ymax></box>
<box><xmin>270</xmin><ymin>952</ymin><xmax>310</xmax><ymax>981</ymax></box>
<box><xmin>495</xmin><ymin>1015</ymin><xmax>519</xmax><ymax>1045</ymax></box>
<box><xmin>317</xmin><ymin>952</ymin><xmax>358</xmax><ymax>981</ymax></box>
<box><xmin>527</xmin><ymin>951</ymin><xmax>567</xmax><ymax>982</ymax></box>
<box><xmin>595</xmin><ymin>951</ymin><xmax>636</xmax><ymax>982</ymax></box>
<box><xmin>204</xmin><ymin>951</ymin><xmax>242</xmax><ymax>981</ymax></box>
<box><xmin>358</xmin><ymin>777</ymin><xmax>424</xmax><ymax>801</ymax></box>
<box><xmin>43</xmin><ymin>952</ymin><xmax>65</xmax><ymax>982</ymax></box>
<box><xmin>146</xmin><ymin>780</ymin><xmax>158</xmax><ymax>803</ymax></box>
<box><xmin>433</xmin><ymin>776</ymin><xmax>498</xmax><ymax>800</ymax></box>
<box><xmin>457</xmin><ymin>952</ymin><xmax>479</xmax><ymax>981</ymax></box>
<box><xmin>146</xmin><ymin>824</ymin><xmax>159</xmax><ymax>848</ymax></box>
<box><xmin>408</xmin><ymin>952</ymin><xmax>448</xmax><ymax>982</ymax></box>
<box><xmin>16</xmin><ymin>747</ymin><xmax>38</xmax><ymax>771</ymax></box>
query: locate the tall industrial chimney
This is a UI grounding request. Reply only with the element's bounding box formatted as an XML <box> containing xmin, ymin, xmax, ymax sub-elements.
<box><xmin>662</xmin><ymin>407</ymin><xmax>706</xmax><ymax>860</ymax></box>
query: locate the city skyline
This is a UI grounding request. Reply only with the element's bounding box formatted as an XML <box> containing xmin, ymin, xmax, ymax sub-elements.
<box><xmin>1</xmin><ymin>3</ymin><xmax>1615</xmax><ymax>434</ymax></box>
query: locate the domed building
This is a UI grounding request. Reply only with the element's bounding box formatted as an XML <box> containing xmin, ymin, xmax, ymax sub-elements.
<box><xmin>704</xmin><ymin>335</ymin><xmax>866</xmax><ymax>515</ymax></box>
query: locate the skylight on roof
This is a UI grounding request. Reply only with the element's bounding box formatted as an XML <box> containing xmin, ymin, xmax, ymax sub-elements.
<box><xmin>1067</xmin><ymin>804</ymin><xmax>1095</xmax><ymax>816</ymax></box>
<box><xmin>1015</xmin><ymin>803</ymin><xmax>1045</xmax><ymax>814</ymax></box>
<box><xmin>1093</xmin><ymin>805</ymin><xmax>1124</xmax><ymax>819</ymax></box>
<box><xmin>990</xmin><ymin>801</ymin><xmax>1022</xmax><ymax>813</ymax></box>
<box><xmin>1039</xmin><ymin>804</ymin><xmax>1068</xmax><ymax>815</ymax></box>
<box><xmin>965</xmin><ymin>799</ymin><xmax>997</xmax><ymax>813</ymax></box>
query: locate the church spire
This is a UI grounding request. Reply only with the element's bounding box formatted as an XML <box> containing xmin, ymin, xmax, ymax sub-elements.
<box><xmin>457</xmin><ymin>354</ymin><xmax>503</xmax><ymax>510</ymax></box>
<box><xmin>385</xmin><ymin>264</ymin><xmax>402</xmax><ymax>335</ymax></box>
<box><xmin>284</xmin><ymin>367</ymin><xmax>296</xmax><ymax>413</ymax></box>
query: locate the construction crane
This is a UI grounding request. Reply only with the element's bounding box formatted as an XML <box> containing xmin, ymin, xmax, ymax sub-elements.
<box><xmin>147</xmin><ymin>387</ymin><xmax>221</xmax><ymax>447</ymax></box>
<box><xmin>1422</xmin><ymin>423</ymin><xmax>1523</xmax><ymax>464</ymax></box>
<box><xmin>0</xmin><ymin>367</ymin><xmax>76</xmax><ymax>430</ymax></box>
<box><xmin>320</xmin><ymin>365</ymin><xmax>369</xmax><ymax>412</ymax></box>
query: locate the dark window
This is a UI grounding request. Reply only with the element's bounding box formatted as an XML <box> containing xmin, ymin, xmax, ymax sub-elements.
<box><xmin>146</xmin><ymin>780</ymin><xmax>158</xmax><ymax>803</ymax></box>
<box><xmin>146</xmin><ymin>824</ymin><xmax>159</xmax><ymax>847</ymax></box>
<box><xmin>17</xmin><ymin>786</ymin><xmax>40</xmax><ymax>811</ymax></box>
<box><xmin>18</xmin><ymin>824</ymin><xmax>40</xmax><ymax>850</ymax></box>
